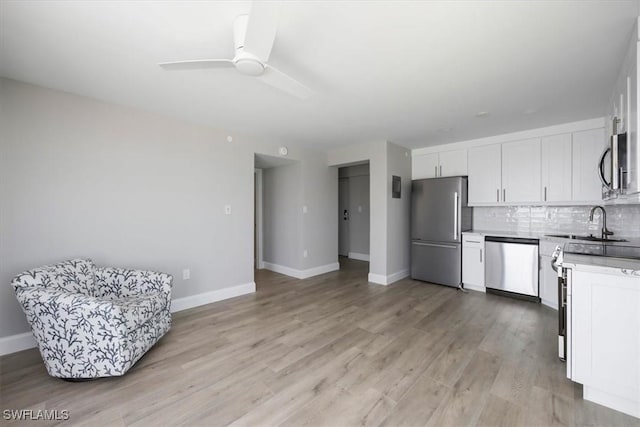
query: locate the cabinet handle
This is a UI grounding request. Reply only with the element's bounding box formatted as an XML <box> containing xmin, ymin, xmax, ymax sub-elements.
<box><xmin>496</xmin><ymin>189</ymin><xmax>500</xmax><ymax>202</ymax></box>
<box><xmin>503</xmin><ymin>188</ymin><xmax>506</xmax><ymax>202</ymax></box>
<box><xmin>439</xmin><ymin>165</ymin><xmax>442</xmax><ymax>176</ymax></box>
<box><xmin>480</xmin><ymin>249</ymin><xmax>482</xmax><ymax>263</ymax></box>
<box><xmin>544</xmin><ymin>186</ymin><xmax>547</xmax><ymax>201</ymax></box>
<box><xmin>435</xmin><ymin>166</ymin><xmax>438</xmax><ymax>177</ymax></box>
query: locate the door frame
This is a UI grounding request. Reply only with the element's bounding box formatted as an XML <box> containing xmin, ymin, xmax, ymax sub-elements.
<box><xmin>338</xmin><ymin>177</ymin><xmax>350</xmax><ymax>257</ymax></box>
<box><xmin>254</xmin><ymin>168</ymin><xmax>264</xmax><ymax>269</ymax></box>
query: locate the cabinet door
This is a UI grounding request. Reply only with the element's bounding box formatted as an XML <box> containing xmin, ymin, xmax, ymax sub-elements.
<box><xmin>539</xmin><ymin>256</ymin><xmax>558</xmax><ymax>309</ymax></box>
<box><xmin>468</xmin><ymin>144</ymin><xmax>501</xmax><ymax>204</ymax></box>
<box><xmin>462</xmin><ymin>244</ymin><xmax>484</xmax><ymax>289</ymax></box>
<box><xmin>502</xmin><ymin>138</ymin><xmax>541</xmax><ymax>203</ymax></box>
<box><xmin>438</xmin><ymin>149</ymin><xmax>467</xmax><ymax>177</ymax></box>
<box><xmin>412</xmin><ymin>153</ymin><xmax>438</xmax><ymax>179</ymax></box>
<box><xmin>572</xmin><ymin>270</ymin><xmax>640</xmax><ymax>407</ymax></box>
<box><xmin>572</xmin><ymin>128</ymin><xmax>606</xmax><ymax>202</ymax></box>
<box><xmin>541</xmin><ymin>134</ymin><xmax>572</xmax><ymax>202</ymax></box>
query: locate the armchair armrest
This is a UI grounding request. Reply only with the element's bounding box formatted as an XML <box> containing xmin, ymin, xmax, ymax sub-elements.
<box><xmin>94</xmin><ymin>267</ymin><xmax>172</xmax><ymax>303</ymax></box>
<box><xmin>14</xmin><ymin>287</ymin><xmax>127</xmax><ymax>377</ymax></box>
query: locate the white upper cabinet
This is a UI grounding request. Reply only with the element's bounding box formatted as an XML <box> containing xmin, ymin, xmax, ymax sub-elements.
<box><xmin>438</xmin><ymin>149</ymin><xmax>467</xmax><ymax>177</ymax></box>
<box><xmin>468</xmin><ymin>144</ymin><xmax>502</xmax><ymax>204</ymax></box>
<box><xmin>412</xmin><ymin>153</ymin><xmax>438</xmax><ymax>179</ymax></box>
<box><xmin>541</xmin><ymin>134</ymin><xmax>572</xmax><ymax>202</ymax></box>
<box><xmin>412</xmin><ymin>150</ymin><xmax>467</xmax><ymax>179</ymax></box>
<box><xmin>572</xmin><ymin>128</ymin><xmax>606</xmax><ymax>202</ymax></box>
<box><xmin>502</xmin><ymin>138</ymin><xmax>541</xmax><ymax>203</ymax></box>
<box><xmin>413</xmin><ymin>122</ymin><xmax>607</xmax><ymax>206</ymax></box>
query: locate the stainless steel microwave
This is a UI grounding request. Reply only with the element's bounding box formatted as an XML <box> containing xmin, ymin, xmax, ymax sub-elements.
<box><xmin>598</xmin><ymin>130</ymin><xmax>628</xmax><ymax>198</ymax></box>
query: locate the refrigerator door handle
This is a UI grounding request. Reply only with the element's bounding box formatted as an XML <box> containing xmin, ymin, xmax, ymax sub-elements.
<box><xmin>453</xmin><ymin>191</ymin><xmax>458</xmax><ymax>240</ymax></box>
<box><xmin>412</xmin><ymin>241</ymin><xmax>458</xmax><ymax>249</ymax></box>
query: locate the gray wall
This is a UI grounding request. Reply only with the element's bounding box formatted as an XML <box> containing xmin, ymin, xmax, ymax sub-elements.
<box><xmin>0</xmin><ymin>78</ymin><xmax>337</xmax><ymax>339</ymax></box>
<box><xmin>328</xmin><ymin>141</ymin><xmax>388</xmax><ymax>277</ymax></box>
<box><xmin>263</xmin><ymin>163</ymin><xmax>302</xmax><ymax>268</ymax></box>
<box><xmin>386</xmin><ymin>142</ymin><xmax>412</xmax><ymax>275</ymax></box>
<box><xmin>300</xmin><ymin>154</ymin><xmax>339</xmax><ymax>270</ymax></box>
<box><xmin>328</xmin><ymin>141</ymin><xmax>412</xmax><ymax>280</ymax></box>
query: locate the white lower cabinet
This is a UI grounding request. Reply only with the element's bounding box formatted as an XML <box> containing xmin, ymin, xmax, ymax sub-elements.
<box><xmin>569</xmin><ymin>267</ymin><xmax>640</xmax><ymax>418</ymax></box>
<box><xmin>462</xmin><ymin>234</ymin><xmax>485</xmax><ymax>291</ymax></box>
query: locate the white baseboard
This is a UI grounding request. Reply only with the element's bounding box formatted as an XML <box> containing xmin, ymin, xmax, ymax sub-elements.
<box><xmin>302</xmin><ymin>262</ymin><xmax>340</xmax><ymax>279</ymax></box>
<box><xmin>368</xmin><ymin>269</ymin><xmax>410</xmax><ymax>286</ymax></box>
<box><xmin>584</xmin><ymin>386</ymin><xmax>640</xmax><ymax>419</ymax></box>
<box><xmin>463</xmin><ymin>283</ymin><xmax>486</xmax><ymax>293</ymax></box>
<box><xmin>348</xmin><ymin>252</ymin><xmax>370</xmax><ymax>262</ymax></box>
<box><xmin>387</xmin><ymin>269</ymin><xmax>410</xmax><ymax>284</ymax></box>
<box><xmin>171</xmin><ymin>282</ymin><xmax>256</xmax><ymax>313</ymax></box>
<box><xmin>263</xmin><ymin>262</ymin><xmax>340</xmax><ymax>279</ymax></box>
<box><xmin>0</xmin><ymin>282</ymin><xmax>257</xmax><ymax>356</ymax></box>
<box><xmin>0</xmin><ymin>332</ymin><xmax>37</xmax><ymax>356</ymax></box>
<box><xmin>541</xmin><ymin>299</ymin><xmax>558</xmax><ymax>310</ymax></box>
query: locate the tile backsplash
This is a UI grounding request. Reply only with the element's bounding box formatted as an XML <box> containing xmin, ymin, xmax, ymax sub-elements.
<box><xmin>473</xmin><ymin>205</ymin><xmax>640</xmax><ymax>238</ymax></box>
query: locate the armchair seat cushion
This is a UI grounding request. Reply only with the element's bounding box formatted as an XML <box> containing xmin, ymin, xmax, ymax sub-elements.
<box><xmin>110</xmin><ymin>292</ymin><xmax>166</xmax><ymax>331</ymax></box>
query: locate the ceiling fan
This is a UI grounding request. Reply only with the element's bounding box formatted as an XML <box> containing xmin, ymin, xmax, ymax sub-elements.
<box><xmin>159</xmin><ymin>2</ymin><xmax>313</xmax><ymax>100</ymax></box>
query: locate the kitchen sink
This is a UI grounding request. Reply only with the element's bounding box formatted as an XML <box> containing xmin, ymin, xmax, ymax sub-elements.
<box><xmin>544</xmin><ymin>234</ymin><xmax>628</xmax><ymax>243</ymax></box>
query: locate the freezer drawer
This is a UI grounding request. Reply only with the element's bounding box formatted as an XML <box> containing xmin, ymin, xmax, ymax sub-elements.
<box><xmin>411</xmin><ymin>241</ymin><xmax>461</xmax><ymax>287</ymax></box>
<box><xmin>485</xmin><ymin>237</ymin><xmax>539</xmax><ymax>298</ymax></box>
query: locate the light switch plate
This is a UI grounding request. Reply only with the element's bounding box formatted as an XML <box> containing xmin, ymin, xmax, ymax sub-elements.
<box><xmin>182</xmin><ymin>269</ymin><xmax>190</xmax><ymax>280</ymax></box>
<box><xmin>302</xmin><ymin>205</ymin><xmax>308</xmax><ymax>214</ymax></box>
<box><xmin>225</xmin><ymin>205</ymin><xmax>232</xmax><ymax>215</ymax></box>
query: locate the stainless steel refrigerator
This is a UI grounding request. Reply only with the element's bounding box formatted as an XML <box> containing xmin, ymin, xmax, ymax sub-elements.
<box><xmin>411</xmin><ymin>176</ymin><xmax>472</xmax><ymax>287</ymax></box>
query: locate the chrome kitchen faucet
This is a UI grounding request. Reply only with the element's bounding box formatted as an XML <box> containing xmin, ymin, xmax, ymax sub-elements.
<box><xmin>588</xmin><ymin>206</ymin><xmax>614</xmax><ymax>241</ymax></box>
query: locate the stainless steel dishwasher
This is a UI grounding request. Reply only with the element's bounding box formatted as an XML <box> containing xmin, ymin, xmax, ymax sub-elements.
<box><xmin>485</xmin><ymin>236</ymin><xmax>540</xmax><ymax>300</ymax></box>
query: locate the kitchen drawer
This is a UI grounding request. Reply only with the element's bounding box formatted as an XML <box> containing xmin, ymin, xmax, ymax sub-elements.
<box><xmin>463</xmin><ymin>233</ymin><xmax>484</xmax><ymax>247</ymax></box>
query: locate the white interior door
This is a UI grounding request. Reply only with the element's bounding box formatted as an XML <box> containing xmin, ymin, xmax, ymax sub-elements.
<box><xmin>338</xmin><ymin>178</ymin><xmax>350</xmax><ymax>257</ymax></box>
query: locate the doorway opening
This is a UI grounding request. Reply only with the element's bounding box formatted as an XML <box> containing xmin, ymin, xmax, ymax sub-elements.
<box><xmin>254</xmin><ymin>153</ymin><xmax>297</xmax><ymax>286</ymax></box>
<box><xmin>338</xmin><ymin>162</ymin><xmax>370</xmax><ymax>270</ymax></box>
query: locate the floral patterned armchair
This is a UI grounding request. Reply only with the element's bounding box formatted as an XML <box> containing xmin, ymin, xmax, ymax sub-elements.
<box><xmin>11</xmin><ymin>258</ymin><xmax>172</xmax><ymax>379</ymax></box>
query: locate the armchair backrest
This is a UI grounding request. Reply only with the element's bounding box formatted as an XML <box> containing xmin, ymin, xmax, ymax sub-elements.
<box><xmin>12</xmin><ymin>258</ymin><xmax>97</xmax><ymax>296</ymax></box>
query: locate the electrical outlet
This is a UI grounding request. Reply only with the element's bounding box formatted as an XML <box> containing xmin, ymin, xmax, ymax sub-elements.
<box><xmin>303</xmin><ymin>250</ymin><xmax>308</xmax><ymax>258</ymax></box>
<box><xmin>225</xmin><ymin>205</ymin><xmax>232</xmax><ymax>215</ymax></box>
<box><xmin>358</xmin><ymin>205</ymin><xmax>363</xmax><ymax>213</ymax></box>
<box><xmin>182</xmin><ymin>269</ymin><xmax>190</xmax><ymax>280</ymax></box>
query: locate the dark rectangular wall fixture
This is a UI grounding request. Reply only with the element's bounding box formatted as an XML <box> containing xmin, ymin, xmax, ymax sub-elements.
<box><xmin>392</xmin><ymin>175</ymin><xmax>401</xmax><ymax>198</ymax></box>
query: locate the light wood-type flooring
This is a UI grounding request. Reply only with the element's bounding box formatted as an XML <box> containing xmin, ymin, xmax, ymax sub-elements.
<box><xmin>1</xmin><ymin>258</ymin><xmax>638</xmax><ymax>426</ymax></box>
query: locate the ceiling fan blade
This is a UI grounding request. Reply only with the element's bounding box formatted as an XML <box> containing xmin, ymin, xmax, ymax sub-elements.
<box><xmin>159</xmin><ymin>59</ymin><xmax>234</xmax><ymax>71</ymax></box>
<box><xmin>258</xmin><ymin>65</ymin><xmax>313</xmax><ymax>100</ymax></box>
<box><xmin>243</xmin><ymin>1</ymin><xmax>280</xmax><ymax>62</ymax></box>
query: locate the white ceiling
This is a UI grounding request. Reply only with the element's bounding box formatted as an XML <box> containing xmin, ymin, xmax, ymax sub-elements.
<box><xmin>1</xmin><ymin>1</ymin><xmax>638</xmax><ymax>150</ymax></box>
